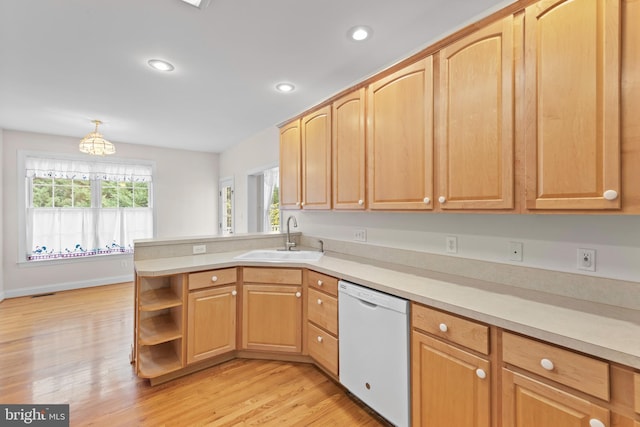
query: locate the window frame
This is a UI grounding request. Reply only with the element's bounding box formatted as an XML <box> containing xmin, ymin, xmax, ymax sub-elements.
<box><xmin>17</xmin><ymin>150</ymin><xmax>157</xmax><ymax>264</ymax></box>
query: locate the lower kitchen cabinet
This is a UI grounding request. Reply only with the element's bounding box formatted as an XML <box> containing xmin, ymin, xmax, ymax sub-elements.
<box><xmin>411</xmin><ymin>330</ymin><xmax>490</xmax><ymax>427</ymax></box>
<box><xmin>242</xmin><ymin>284</ymin><xmax>302</xmax><ymax>352</ymax></box>
<box><xmin>187</xmin><ymin>285</ymin><xmax>237</xmax><ymax>364</ymax></box>
<box><xmin>502</xmin><ymin>368</ymin><xmax>610</xmax><ymax>427</ymax></box>
<box><xmin>502</xmin><ymin>331</ymin><xmax>611</xmax><ymax>427</ymax></box>
<box><xmin>306</xmin><ymin>270</ymin><xmax>339</xmax><ymax>376</ymax></box>
<box><xmin>241</xmin><ymin>268</ymin><xmax>303</xmax><ymax>353</ymax></box>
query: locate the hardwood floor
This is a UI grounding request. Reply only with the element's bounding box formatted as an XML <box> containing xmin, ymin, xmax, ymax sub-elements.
<box><xmin>0</xmin><ymin>283</ymin><xmax>388</xmax><ymax>426</ymax></box>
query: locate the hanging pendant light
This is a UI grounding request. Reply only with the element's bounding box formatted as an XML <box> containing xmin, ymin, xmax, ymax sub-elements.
<box><xmin>79</xmin><ymin>120</ymin><xmax>116</xmax><ymax>156</ymax></box>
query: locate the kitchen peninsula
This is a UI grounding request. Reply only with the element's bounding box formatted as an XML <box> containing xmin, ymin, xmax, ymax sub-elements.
<box><xmin>134</xmin><ymin>233</ymin><xmax>640</xmax><ymax>427</ymax></box>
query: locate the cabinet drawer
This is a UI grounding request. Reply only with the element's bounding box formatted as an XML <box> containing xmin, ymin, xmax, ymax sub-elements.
<box><xmin>188</xmin><ymin>268</ymin><xmax>237</xmax><ymax>290</ymax></box>
<box><xmin>308</xmin><ymin>323</ymin><xmax>338</xmax><ymax>376</ymax></box>
<box><xmin>308</xmin><ymin>288</ymin><xmax>338</xmax><ymax>335</ymax></box>
<box><xmin>243</xmin><ymin>267</ymin><xmax>302</xmax><ymax>285</ymax></box>
<box><xmin>308</xmin><ymin>270</ymin><xmax>338</xmax><ymax>296</ymax></box>
<box><xmin>412</xmin><ymin>303</ymin><xmax>489</xmax><ymax>355</ymax></box>
<box><xmin>502</xmin><ymin>332</ymin><xmax>610</xmax><ymax>401</ymax></box>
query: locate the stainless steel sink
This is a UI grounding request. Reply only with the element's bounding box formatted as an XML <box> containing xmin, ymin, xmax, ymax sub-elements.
<box><xmin>233</xmin><ymin>249</ymin><xmax>323</xmax><ymax>262</ymax></box>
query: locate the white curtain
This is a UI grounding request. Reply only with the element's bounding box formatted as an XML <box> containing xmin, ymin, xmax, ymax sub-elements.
<box><xmin>262</xmin><ymin>167</ymin><xmax>279</xmax><ymax>232</ymax></box>
<box><xmin>25</xmin><ymin>156</ymin><xmax>153</xmax><ymax>260</ymax></box>
<box><xmin>25</xmin><ymin>156</ymin><xmax>152</xmax><ymax>182</ymax></box>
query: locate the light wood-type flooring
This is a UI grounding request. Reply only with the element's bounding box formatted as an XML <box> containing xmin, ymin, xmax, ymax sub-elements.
<box><xmin>0</xmin><ymin>282</ymin><xmax>388</xmax><ymax>426</ymax></box>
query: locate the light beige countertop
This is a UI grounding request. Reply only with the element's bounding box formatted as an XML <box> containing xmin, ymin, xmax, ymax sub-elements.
<box><xmin>135</xmin><ymin>248</ymin><xmax>640</xmax><ymax>370</ymax></box>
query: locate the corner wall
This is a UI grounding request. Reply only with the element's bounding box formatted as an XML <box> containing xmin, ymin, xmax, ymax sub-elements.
<box><xmin>2</xmin><ymin>130</ymin><xmax>219</xmax><ymax>297</ymax></box>
<box><xmin>219</xmin><ymin>126</ymin><xmax>279</xmax><ymax>234</ymax></box>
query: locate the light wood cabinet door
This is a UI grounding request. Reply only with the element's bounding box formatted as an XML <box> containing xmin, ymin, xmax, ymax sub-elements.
<box><xmin>333</xmin><ymin>88</ymin><xmax>366</xmax><ymax>209</ymax></box>
<box><xmin>437</xmin><ymin>16</ymin><xmax>514</xmax><ymax>210</ymax></box>
<box><xmin>301</xmin><ymin>106</ymin><xmax>331</xmax><ymax>209</ymax></box>
<box><xmin>524</xmin><ymin>0</ymin><xmax>621</xmax><ymax>210</ymax></box>
<box><xmin>187</xmin><ymin>285</ymin><xmax>237</xmax><ymax>364</ymax></box>
<box><xmin>412</xmin><ymin>330</ymin><xmax>490</xmax><ymax>427</ymax></box>
<box><xmin>367</xmin><ymin>57</ymin><xmax>434</xmax><ymax>210</ymax></box>
<box><xmin>279</xmin><ymin>119</ymin><xmax>302</xmax><ymax>210</ymax></box>
<box><xmin>503</xmin><ymin>368</ymin><xmax>610</xmax><ymax>427</ymax></box>
<box><xmin>242</xmin><ymin>284</ymin><xmax>302</xmax><ymax>353</ymax></box>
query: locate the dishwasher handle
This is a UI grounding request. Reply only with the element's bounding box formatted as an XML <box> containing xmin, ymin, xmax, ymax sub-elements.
<box><xmin>357</xmin><ymin>298</ymin><xmax>378</xmax><ymax>309</ymax></box>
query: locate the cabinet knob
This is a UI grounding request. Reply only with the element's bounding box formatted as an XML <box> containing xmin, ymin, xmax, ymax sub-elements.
<box><xmin>211</xmin><ymin>275</ymin><xmax>218</xmax><ymax>282</ymax></box>
<box><xmin>423</xmin><ymin>197</ymin><xmax>430</xmax><ymax>204</ymax></box>
<box><xmin>589</xmin><ymin>419</ymin><xmax>606</xmax><ymax>427</ymax></box>
<box><xmin>231</xmin><ymin>290</ymin><xmax>237</xmax><ymax>296</ymax></box>
<box><xmin>317</xmin><ymin>280</ymin><xmax>323</xmax><ymax>286</ymax></box>
<box><xmin>358</xmin><ymin>199</ymin><xmax>364</xmax><ymax>206</ymax></box>
<box><xmin>317</xmin><ymin>336</ymin><xmax>323</xmax><ymax>343</ymax></box>
<box><xmin>438</xmin><ymin>196</ymin><xmax>446</xmax><ymax>204</ymax></box>
<box><xmin>295</xmin><ymin>201</ymin><xmax>301</xmax><ymax>206</ymax></box>
<box><xmin>439</xmin><ymin>323</ymin><xmax>448</xmax><ymax>332</ymax></box>
<box><xmin>475</xmin><ymin>368</ymin><xmax>487</xmax><ymax>379</ymax></box>
<box><xmin>603</xmin><ymin>190</ymin><xmax>618</xmax><ymax>201</ymax></box>
<box><xmin>317</xmin><ymin>299</ymin><xmax>323</xmax><ymax>305</ymax></box>
<box><xmin>301</xmin><ymin>201</ymin><xmax>306</xmax><ymax>206</ymax></box>
<box><xmin>295</xmin><ymin>291</ymin><xmax>301</xmax><ymax>298</ymax></box>
<box><xmin>540</xmin><ymin>358</ymin><xmax>555</xmax><ymax>371</ymax></box>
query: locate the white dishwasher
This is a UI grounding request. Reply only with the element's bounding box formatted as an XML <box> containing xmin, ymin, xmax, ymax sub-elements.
<box><xmin>338</xmin><ymin>280</ymin><xmax>410</xmax><ymax>427</ymax></box>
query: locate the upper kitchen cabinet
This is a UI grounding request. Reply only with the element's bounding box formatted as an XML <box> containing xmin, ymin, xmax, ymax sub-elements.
<box><xmin>332</xmin><ymin>88</ymin><xmax>366</xmax><ymax>210</ymax></box>
<box><xmin>301</xmin><ymin>106</ymin><xmax>332</xmax><ymax>210</ymax></box>
<box><xmin>437</xmin><ymin>16</ymin><xmax>515</xmax><ymax>210</ymax></box>
<box><xmin>367</xmin><ymin>57</ymin><xmax>434</xmax><ymax>210</ymax></box>
<box><xmin>524</xmin><ymin>0</ymin><xmax>621</xmax><ymax>210</ymax></box>
<box><xmin>279</xmin><ymin>119</ymin><xmax>302</xmax><ymax>209</ymax></box>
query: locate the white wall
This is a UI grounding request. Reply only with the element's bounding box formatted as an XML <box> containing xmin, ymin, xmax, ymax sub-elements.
<box><xmin>2</xmin><ymin>130</ymin><xmax>219</xmax><ymax>297</ymax></box>
<box><xmin>223</xmin><ymin>127</ymin><xmax>640</xmax><ymax>283</ymax></box>
<box><xmin>219</xmin><ymin>126</ymin><xmax>279</xmax><ymax>234</ymax></box>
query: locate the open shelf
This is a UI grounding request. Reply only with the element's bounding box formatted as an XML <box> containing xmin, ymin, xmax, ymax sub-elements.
<box><xmin>140</xmin><ymin>288</ymin><xmax>182</xmax><ymax>311</ymax></box>
<box><xmin>137</xmin><ymin>341</ymin><xmax>183</xmax><ymax>378</ymax></box>
<box><xmin>139</xmin><ymin>313</ymin><xmax>182</xmax><ymax>345</ymax></box>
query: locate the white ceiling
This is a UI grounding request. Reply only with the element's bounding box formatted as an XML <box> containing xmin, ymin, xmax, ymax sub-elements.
<box><xmin>0</xmin><ymin>0</ymin><xmax>513</xmax><ymax>154</ymax></box>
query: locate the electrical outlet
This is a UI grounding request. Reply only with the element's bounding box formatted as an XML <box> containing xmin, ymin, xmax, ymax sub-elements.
<box><xmin>353</xmin><ymin>229</ymin><xmax>367</xmax><ymax>242</ymax></box>
<box><xmin>192</xmin><ymin>244</ymin><xmax>206</xmax><ymax>254</ymax></box>
<box><xmin>577</xmin><ymin>248</ymin><xmax>596</xmax><ymax>271</ymax></box>
<box><xmin>446</xmin><ymin>236</ymin><xmax>458</xmax><ymax>254</ymax></box>
<box><xmin>509</xmin><ymin>241</ymin><xmax>523</xmax><ymax>262</ymax></box>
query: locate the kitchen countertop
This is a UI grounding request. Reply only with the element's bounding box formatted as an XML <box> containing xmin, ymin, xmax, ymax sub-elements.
<box><xmin>135</xmin><ymin>248</ymin><xmax>640</xmax><ymax>370</ymax></box>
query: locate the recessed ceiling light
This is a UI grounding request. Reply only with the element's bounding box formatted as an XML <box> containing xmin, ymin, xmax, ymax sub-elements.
<box><xmin>275</xmin><ymin>83</ymin><xmax>295</xmax><ymax>93</ymax></box>
<box><xmin>348</xmin><ymin>25</ymin><xmax>372</xmax><ymax>41</ymax></box>
<box><xmin>148</xmin><ymin>59</ymin><xmax>175</xmax><ymax>72</ymax></box>
<box><xmin>180</xmin><ymin>0</ymin><xmax>211</xmax><ymax>8</ymax></box>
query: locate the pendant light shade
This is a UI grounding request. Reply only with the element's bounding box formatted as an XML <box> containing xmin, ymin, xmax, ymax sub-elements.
<box><xmin>79</xmin><ymin>120</ymin><xmax>115</xmax><ymax>156</ymax></box>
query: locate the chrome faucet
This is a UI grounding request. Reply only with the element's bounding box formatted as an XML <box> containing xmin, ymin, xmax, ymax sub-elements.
<box><xmin>285</xmin><ymin>215</ymin><xmax>298</xmax><ymax>251</ymax></box>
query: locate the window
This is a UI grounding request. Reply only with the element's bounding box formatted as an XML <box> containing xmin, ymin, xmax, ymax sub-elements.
<box><xmin>219</xmin><ymin>177</ymin><xmax>234</xmax><ymax>235</ymax></box>
<box><xmin>24</xmin><ymin>155</ymin><xmax>153</xmax><ymax>261</ymax></box>
<box><xmin>247</xmin><ymin>167</ymin><xmax>280</xmax><ymax>233</ymax></box>
<box><xmin>263</xmin><ymin>167</ymin><xmax>280</xmax><ymax>232</ymax></box>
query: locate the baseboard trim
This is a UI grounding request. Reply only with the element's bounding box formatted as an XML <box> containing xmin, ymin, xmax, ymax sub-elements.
<box><xmin>0</xmin><ymin>290</ymin><xmax>5</xmax><ymax>302</ymax></box>
<box><xmin>3</xmin><ymin>274</ymin><xmax>134</xmax><ymax>299</ymax></box>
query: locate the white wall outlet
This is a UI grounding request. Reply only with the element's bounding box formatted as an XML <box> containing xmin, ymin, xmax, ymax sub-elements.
<box><xmin>509</xmin><ymin>241</ymin><xmax>523</xmax><ymax>262</ymax></box>
<box><xmin>192</xmin><ymin>244</ymin><xmax>207</xmax><ymax>254</ymax></box>
<box><xmin>446</xmin><ymin>236</ymin><xmax>458</xmax><ymax>254</ymax></box>
<box><xmin>353</xmin><ymin>229</ymin><xmax>367</xmax><ymax>242</ymax></box>
<box><xmin>577</xmin><ymin>248</ymin><xmax>596</xmax><ymax>271</ymax></box>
